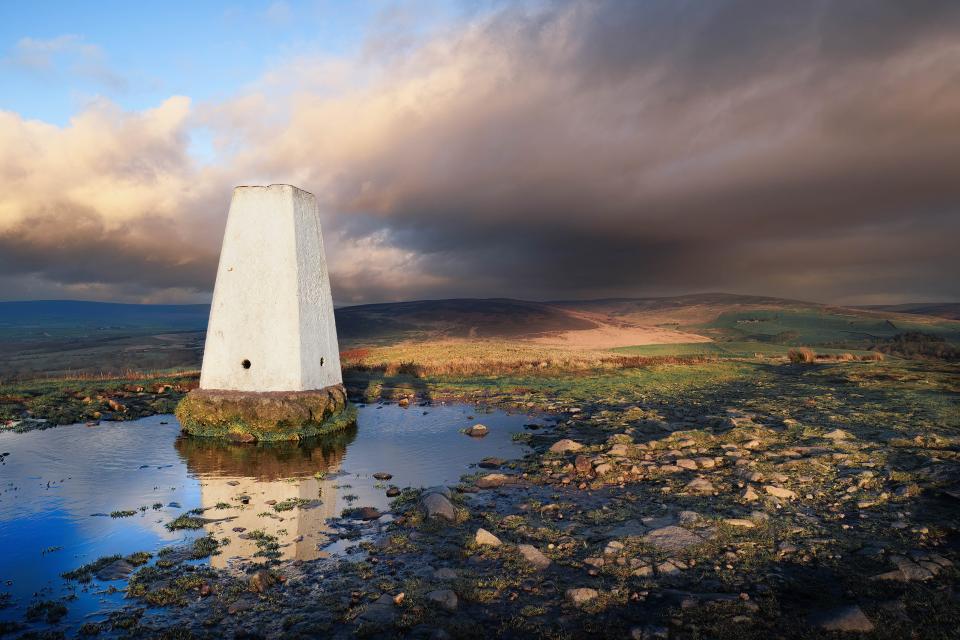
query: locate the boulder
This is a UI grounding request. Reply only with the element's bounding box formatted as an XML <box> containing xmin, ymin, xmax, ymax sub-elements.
<box><xmin>426</xmin><ymin>589</ymin><xmax>458</xmax><ymax>611</ymax></box>
<box><xmin>464</xmin><ymin>424</ymin><xmax>488</xmax><ymax>437</ymax></box>
<box><xmin>475</xmin><ymin>528</ymin><xmax>502</xmax><ymax>547</ymax></box>
<box><xmin>549</xmin><ymin>439</ymin><xmax>584</xmax><ymax>454</ymax></box>
<box><xmin>518</xmin><ymin>544</ymin><xmax>551</xmax><ymax>570</ymax></box>
<box><xmin>422</xmin><ymin>493</ymin><xmax>456</xmax><ymax>521</ymax></box>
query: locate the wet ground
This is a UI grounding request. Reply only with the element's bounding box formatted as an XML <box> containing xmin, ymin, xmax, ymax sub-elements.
<box><xmin>0</xmin><ymin>403</ymin><xmax>536</xmax><ymax>635</ymax></box>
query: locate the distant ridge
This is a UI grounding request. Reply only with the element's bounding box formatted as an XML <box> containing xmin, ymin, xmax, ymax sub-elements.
<box><xmin>857</xmin><ymin>303</ymin><xmax>960</xmax><ymax>321</ymax></box>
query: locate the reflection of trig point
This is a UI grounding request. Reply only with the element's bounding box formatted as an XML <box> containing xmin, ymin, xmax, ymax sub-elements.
<box><xmin>175</xmin><ymin>431</ymin><xmax>354</xmax><ymax>566</ymax></box>
<box><xmin>177</xmin><ymin>185</ymin><xmax>354</xmax><ymax>441</ymax></box>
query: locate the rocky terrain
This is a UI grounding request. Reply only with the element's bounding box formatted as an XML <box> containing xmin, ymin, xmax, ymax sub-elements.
<box><xmin>23</xmin><ymin>356</ymin><xmax>956</xmax><ymax>639</ymax></box>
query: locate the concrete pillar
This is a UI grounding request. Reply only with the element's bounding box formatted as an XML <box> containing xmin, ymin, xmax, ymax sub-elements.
<box><xmin>200</xmin><ymin>184</ymin><xmax>342</xmax><ymax>392</ymax></box>
<box><xmin>176</xmin><ymin>185</ymin><xmax>353</xmax><ymax>441</ymax></box>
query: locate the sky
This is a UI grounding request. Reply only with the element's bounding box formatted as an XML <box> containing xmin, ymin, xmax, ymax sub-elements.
<box><xmin>0</xmin><ymin>0</ymin><xmax>958</xmax><ymax>306</ymax></box>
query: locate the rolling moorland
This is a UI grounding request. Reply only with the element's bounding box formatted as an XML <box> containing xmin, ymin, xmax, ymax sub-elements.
<box><xmin>1</xmin><ymin>294</ymin><xmax>959</xmax><ymax>638</ymax></box>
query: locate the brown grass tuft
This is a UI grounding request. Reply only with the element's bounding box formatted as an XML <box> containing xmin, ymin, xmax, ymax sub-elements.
<box><xmin>787</xmin><ymin>347</ymin><xmax>816</xmax><ymax>364</ymax></box>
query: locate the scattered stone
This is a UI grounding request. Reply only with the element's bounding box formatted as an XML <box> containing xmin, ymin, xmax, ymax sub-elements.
<box><xmin>464</xmin><ymin>424</ymin><xmax>488</xmax><ymax>437</ymax></box>
<box><xmin>349</xmin><ymin>507</ymin><xmax>383</xmax><ymax>520</ymax></box>
<box><xmin>479</xmin><ymin>457</ymin><xmax>504</xmax><ymax>469</ymax></box>
<box><xmin>742</xmin><ymin>486</ymin><xmax>760</xmax><ymax>501</ymax></box>
<box><xmin>95</xmin><ymin>559</ymin><xmax>135</xmax><ymax>581</ymax></box>
<box><xmin>358</xmin><ymin>594</ymin><xmax>397</xmax><ymax>626</ymax></box>
<box><xmin>386</xmin><ymin>486</ymin><xmax>401</xmax><ymax>497</ymax></box>
<box><xmin>475</xmin><ymin>473</ymin><xmax>510</xmax><ymax>489</ymax></box>
<box><xmin>594</xmin><ymin>462</ymin><xmax>614</xmax><ymax>476</ymax></box>
<box><xmin>518</xmin><ymin>544</ymin><xmax>551</xmax><ymax>570</ymax></box>
<box><xmin>764</xmin><ymin>485</ymin><xmax>797</xmax><ymax>499</ymax></box>
<box><xmin>808</xmin><ymin>605</ymin><xmax>875</xmax><ymax>632</ymax></box>
<box><xmin>574</xmin><ymin>455</ymin><xmax>594</xmax><ymax>474</ymax></box>
<box><xmin>475</xmin><ymin>528</ymin><xmax>502</xmax><ymax>547</ymax></box>
<box><xmin>724</xmin><ymin>518</ymin><xmax>756</xmax><ymax>528</ymax></box>
<box><xmin>549</xmin><ymin>439</ymin><xmax>584</xmax><ymax>454</ymax></box>
<box><xmin>433</xmin><ymin>568</ymin><xmax>458</xmax><ymax>580</ymax></box>
<box><xmin>823</xmin><ymin>429</ymin><xmax>853</xmax><ymax>441</ymax></box>
<box><xmin>685</xmin><ymin>477</ymin><xmax>715</xmax><ymax>494</ymax></box>
<box><xmin>565</xmin><ymin>588</ymin><xmax>599</xmax><ymax>607</ymax></box>
<box><xmin>398</xmin><ymin>398</ymin><xmax>410</xmax><ymax>408</ymax></box>
<box><xmin>373</xmin><ymin>472</ymin><xmax>393</xmax><ymax>481</ymax></box>
<box><xmin>676</xmin><ymin>458</ymin><xmax>698</xmax><ymax>470</ymax></box>
<box><xmin>422</xmin><ymin>493</ymin><xmax>456</xmax><ymax>521</ymax></box>
<box><xmin>426</xmin><ymin>589</ymin><xmax>458</xmax><ymax>611</ymax></box>
<box><xmin>642</xmin><ymin>526</ymin><xmax>703</xmax><ymax>552</ymax></box>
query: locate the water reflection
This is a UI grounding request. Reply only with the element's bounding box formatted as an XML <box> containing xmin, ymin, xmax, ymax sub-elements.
<box><xmin>174</xmin><ymin>426</ymin><xmax>357</xmax><ymax>566</ymax></box>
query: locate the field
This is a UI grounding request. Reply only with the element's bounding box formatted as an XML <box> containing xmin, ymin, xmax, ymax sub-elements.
<box><xmin>2</xmin><ymin>294</ymin><xmax>959</xmax><ymax>638</ymax></box>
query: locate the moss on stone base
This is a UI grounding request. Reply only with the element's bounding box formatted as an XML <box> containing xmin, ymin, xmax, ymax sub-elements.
<box><xmin>175</xmin><ymin>384</ymin><xmax>354</xmax><ymax>442</ymax></box>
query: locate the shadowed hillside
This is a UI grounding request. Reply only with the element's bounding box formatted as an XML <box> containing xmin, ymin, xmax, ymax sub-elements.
<box><xmin>1</xmin><ymin>294</ymin><xmax>958</xmax><ymax>378</ymax></box>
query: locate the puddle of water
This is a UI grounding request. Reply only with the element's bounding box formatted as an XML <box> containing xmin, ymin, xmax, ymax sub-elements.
<box><xmin>0</xmin><ymin>402</ymin><xmax>537</xmax><ymax>632</ymax></box>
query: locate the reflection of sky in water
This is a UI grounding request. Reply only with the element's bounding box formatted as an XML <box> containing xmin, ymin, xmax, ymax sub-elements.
<box><xmin>0</xmin><ymin>403</ymin><xmax>534</xmax><ymax>632</ymax></box>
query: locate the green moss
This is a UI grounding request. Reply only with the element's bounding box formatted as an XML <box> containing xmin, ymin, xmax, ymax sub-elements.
<box><xmin>175</xmin><ymin>386</ymin><xmax>355</xmax><ymax>442</ymax></box>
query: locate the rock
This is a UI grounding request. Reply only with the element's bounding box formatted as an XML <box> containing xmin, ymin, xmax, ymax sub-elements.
<box><xmin>609</xmin><ymin>443</ymin><xmax>631</xmax><ymax>456</ymax></box>
<box><xmin>808</xmin><ymin>605</ymin><xmax>875</xmax><ymax>632</ymax></box>
<box><xmin>95</xmin><ymin>559</ymin><xmax>135</xmax><ymax>581</ymax></box>
<box><xmin>641</xmin><ymin>526</ymin><xmax>703</xmax><ymax>552</ymax></box>
<box><xmin>424</xmin><ymin>485</ymin><xmax>452</xmax><ymax>499</ymax></box>
<box><xmin>464</xmin><ymin>424</ymin><xmax>488</xmax><ymax>437</ymax></box>
<box><xmin>742</xmin><ymin>486</ymin><xmax>760</xmax><ymax>502</ymax></box>
<box><xmin>386</xmin><ymin>486</ymin><xmax>401</xmax><ymax>497</ymax></box>
<box><xmin>676</xmin><ymin>458</ymin><xmax>698</xmax><ymax>470</ymax></box>
<box><xmin>373</xmin><ymin>472</ymin><xmax>393</xmax><ymax>480</ymax></box>
<box><xmin>349</xmin><ymin>507</ymin><xmax>383</xmax><ymax>520</ymax></box>
<box><xmin>574</xmin><ymin>455</ymin><xmax>594</xmax><ymax>474</ymax></box>
<box><xmin>475</xmin><ymin>473</ymin><xmax>510</xmax><ymax>489</ymax></box>
<box><xmin>475</xmin><ymin>528</ymin><xmax>502</xmax><ymax>547</ymax></box>
<box><xmin>248</xmin><ymin>569</ymin><xmax>276</xmax><ymax>593</ymax></box>
<box><xmin>594</xmin><ymin>463</ymin><xmax>614</xmax><ymax>476</ymax></box>
<box><xmin>433</xmin><ymin>567</ymin><xmax>458</xmax><ymax>580</ymax></box>
<box><xmin>358</xmin><ymin>594</ymin><xmax>397</xmax><ymax>626</ymax></box>
<box><xmin>518</xmin><ymin>544</ymin><xmax>551</xmax><ymax>570</ymax></box>
<box><xmin>426</xmin><ymin>589</ymin><xmax>458</xmax><ymax>611</ymax></box>
<box><xmin>422</xmin><ymin>493</ymin><xmax>456</xmax><ymax>521</ymax></box>
<box><xmin>549</xmin><ymin>439</ymin><xmax>583</xmax><ymax>454</ymax></box>
<box><xmin>479</xmin><ymin>457</ymin><xmax>504</xmax><ymax>469</ymax></box>
<box><xmin>764</xmin><ymin>485</ymin><xmax>797</xmax><ymax>499</ymax></box>
<box><xmin>603</xmin><ymin>540</ymin><xmax>625</xmax><ymax>555</ymax></box>
<box><xmin>685</xmin><ymin>477</ymin><xmax>715</xmax><ymax>494</ymax></box>
<box><xmin>823</xmin><ymin>429</ymin><xmax>853</xmax><ymax>441</ymax></box>
<box><xmin>724</xmin><ymin>518</ymin><xmax>756</xmax><ymax>528</ymax></box>
<box><xmin>398</xmin><ymin>398</ymin><xmax>410</xmax><ymax>408</ymax></box>
<box><xmin>565</xmin><ymin>587</ymin><xmax>599</xmax><ymax>607</ymax></box>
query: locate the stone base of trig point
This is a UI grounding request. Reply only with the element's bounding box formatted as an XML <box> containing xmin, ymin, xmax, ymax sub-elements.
<box><xmin>176</xmin><ymin>384</ymin><xmax>354</xmax><ymax>443</ymax></box>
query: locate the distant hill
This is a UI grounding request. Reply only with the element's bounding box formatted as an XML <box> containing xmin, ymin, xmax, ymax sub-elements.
<box><xmin>857</xmin><ymin>303</ymin><xmax>960</xmax><ymax>321</ymax></box>
<box><xmin>1</xmin><ymin>294</ymin><xmax>958</xmax><ymax>377</ymax></box>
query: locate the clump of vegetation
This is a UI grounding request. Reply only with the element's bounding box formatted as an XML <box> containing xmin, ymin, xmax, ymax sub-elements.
<box><xmin>273</xmin><ymin>497</ymin><xmax>312</xmax><ymax>512</ymax></box>
<box><xmin>787</xmin><ymin>347</ymin><xmax>815</xmax><ymax>363</ymax></box>
<box><xmin>165</xmin><ymin>513</ymin><xmax>206</xmax><ymax>531</ymax></box>
<box><xmin>870</xmin><ymin>331</ymin><xmax>959</xmax><ymax>361</ymax></box>
<box><xmin>190</xmin><ymin>535</ymin><xmax>222</xmax><ymax>559</ymax></box>
<box><xmin>110</xmin><ymin>510</ymin><xmax>137</xmax><ymax>518</ymax></box>
<box><xmin>62</xmin><ymin>555</ymin><xmax>121</xmax><ymax>582</ymax></box>
<box><xmin>25</xmin><ymin>599</ymin><xmax>67</xmax><ymax>623</ymax></box>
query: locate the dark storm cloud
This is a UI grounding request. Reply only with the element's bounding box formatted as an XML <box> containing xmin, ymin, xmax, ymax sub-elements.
<box><xmin>299</xmin><ymin>0</ymin><xmax>960</xmax><ymax>303</ymax></box>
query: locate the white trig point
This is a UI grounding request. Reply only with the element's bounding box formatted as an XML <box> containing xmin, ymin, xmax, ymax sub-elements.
<box><xmin>177</xmin><ymin>184</ymin><xmax>350</xmax><ymax>442</ymax></box>
<box><xmin>200</xmin><ymin>184</ymin><xmax>342</xmax><ymax>392</ymax></box>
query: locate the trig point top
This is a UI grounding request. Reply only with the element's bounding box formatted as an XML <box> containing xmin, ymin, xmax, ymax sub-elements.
<box><xmin>176</xmin><ymin>184</ymin><xmax>353</xmax><ymax>442</ymax></box>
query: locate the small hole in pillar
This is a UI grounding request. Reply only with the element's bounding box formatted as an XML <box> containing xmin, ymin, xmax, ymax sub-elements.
<box><xmin>241</xmin><ymin>359</ymin><xmax>251</xmax><ymax>369</ymax></box>
<box><xmin>320</xmin><ymin>357</ymin><xmax>325</xmax><ymax>366</ymax></box>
